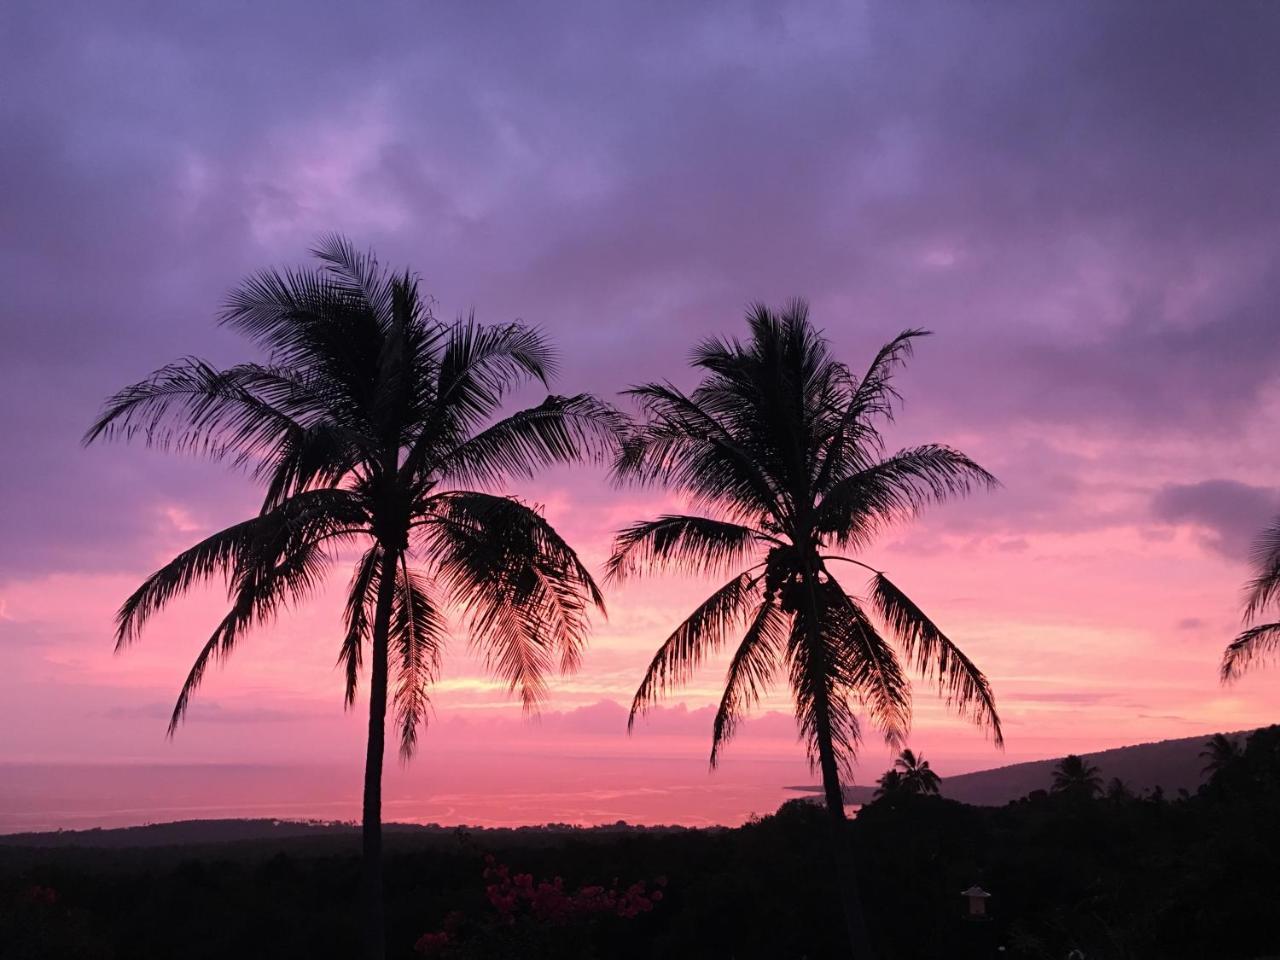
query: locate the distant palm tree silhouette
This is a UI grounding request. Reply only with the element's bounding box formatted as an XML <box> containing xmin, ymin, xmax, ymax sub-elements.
<box><xmin>874</xmin><ymin>768</ymin><xmax>904</xmax><ymax>798</ymax></box>
<box><xmin>1200</xmin><ymin>733</ymin><xmax>1242</xmax><ymax>777</ymax></box>
<box><xmin>85</xmin><ymin>237</ymin><xmax>620</xmax><ymax>960</ymax></box>
<box><xmin>893</xmin><ymin>748</ymin><xmax>941</xmax><ymax>795</ymax></box>
<box><xmin>608</xmin><ymin>302</ymin><xmax>1002</xmax><ymax>959</ymax></box>
<box><xmin>1051</xmin><ymin>755</ymin><xmax>1103</xmax><ymax>797</ymax></box>
<box><xmin>1222</xmin><ymin>517</ymin><xmax>1280</xmax><ymax>680</ymax></box>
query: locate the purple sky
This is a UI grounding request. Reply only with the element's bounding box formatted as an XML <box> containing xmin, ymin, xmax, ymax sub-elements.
<box><xmin>3</xmin><ymin>1</ymin><xmax>1280</xmax><ymax>826</ymax></box>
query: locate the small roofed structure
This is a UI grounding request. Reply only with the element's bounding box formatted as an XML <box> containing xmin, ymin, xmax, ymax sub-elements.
<box><xmin>961</xmin><ymin>885</ymin><xmax>991</xmax><ymax>918</ymax></box>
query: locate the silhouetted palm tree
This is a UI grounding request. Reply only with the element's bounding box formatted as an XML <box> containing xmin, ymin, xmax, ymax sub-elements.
<box><xmin>874</xmin><ymin>768</ymin><xmax>904</xmax><ymax>799</ymax></box>
<box><xmin>1200</xmin><ymin>733</ymin><xmax>1243</xmax><ymax>777</ymax></box>
<box><xmin>894</xmin><ymin>748</ymin><xmax>941</xmax><ymax>795</ymax></box>
<box><xmin>85</xmin><ymin>238</ymin><xmax>620</xmax><ymax>960</ymax></box>
<box><xmin>1223</xmin><ymin>517</ymin><xmax>1280</xmax><ymax>680</ymax></box>
<box><xmin>608</xmin><ymin>302</ymin><xmax>1002</xmax><ymax>958</ymax></box>
<box><xmin>1105</xmin><ymin>777</ymin><xmax>1132</xmax><ymax>801</ymax></box>
<box><xmin>1051</xmin><ymin>755</ymin><xmax>1102</xmax><ymax>797</ymax></box>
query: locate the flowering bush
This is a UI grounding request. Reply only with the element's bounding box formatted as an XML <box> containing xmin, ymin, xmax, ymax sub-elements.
<box><xmin>414</xmin><ymin>856</ymin><xmax>666</xmax><ymax>956</ymax></box>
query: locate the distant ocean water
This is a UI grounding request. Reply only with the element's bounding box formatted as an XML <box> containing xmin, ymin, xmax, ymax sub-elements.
<box><xmin>0</xmin><ymin>753</ymin><xmax>813</xmax><ymax>833</ymax></box>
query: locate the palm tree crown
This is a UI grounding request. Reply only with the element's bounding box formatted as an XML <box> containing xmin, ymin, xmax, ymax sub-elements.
<box><xmin>609</xmin><ymin>302</ymin><xmax>1003</xmax><ymax>780</ymax></box>
<box><xmin>1222</xmin><ymin>516</ymin><xmax>1280</xmax><ymax>681</ymax></box>
<box><xmin>1200</xmin><ymin>733</ymin><xmax>1242</xmax><ymax>777</ymax></box>
<box><xmin>1051</xmin><ymin>755</ymin><xmax>1103</xmax><ymax>797</ymax></box>
<box><xmin>85</xmin><ymin>237</ymin><xmax>621</xmax><ymax>957</ymax></box>
<box><xmin>894</xmin><ymin>748</ymin><xmax>942</xmax><ymax>795</ymax></box>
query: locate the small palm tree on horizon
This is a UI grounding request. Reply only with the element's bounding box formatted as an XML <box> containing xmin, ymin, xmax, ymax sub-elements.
<box><xmin>85</xmin><ymin>237</ymin><xmax>621</xmax><ymax>960</ymax></box>
<box><xmin>1200</xmin><ymin>732</ymin><xmax>1242</xmax><ymax>777</ymax></box>
<box><xmin>874</xmin><ymin>768</ymin><xmax>904</xmax><ymax>798</ymax></box>
<box><xmin>607</xmin><ymin>302</ymin><xmax>1002</xmax><ymax>959</ymax></box>
<box><xmin>1222</xmin><ymin>517</ymin><xmax>1280</xmax><ymax>681</ymax></box>
<box><xmin>1051</xmin><ymin>755</ymin><xmax>1103</xmax><ymax>798</ymax></box>
<box><xmin>894</xmin><ymin>748</ymin><xmax>941</xmax><ymax>795</ymax></box>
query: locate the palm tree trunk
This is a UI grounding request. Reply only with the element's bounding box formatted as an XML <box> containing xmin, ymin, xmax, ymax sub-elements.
<box><xmin>361</xmin><ymin>549</ymin><xmax>399</xmax><ymax>960</ymax></box>
<box><xmin>814</xmin><ymin>709</ymin><xmax>878</xmax><ymax>960</ymax></box>
<box><xmin>800</xmin><ymin>552</ymin><xmax>877</xmax><ymax>960</ymax></box>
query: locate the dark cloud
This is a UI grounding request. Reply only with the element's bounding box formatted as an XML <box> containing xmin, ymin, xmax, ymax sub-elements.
<box><xmin>1150</xmin><ymin>479</ymin><xmax>1280</xmax><ymax>561</ymax></box>
<box><xmin>4</xmin><ymin>0</ymin><xmax>1280</xmax><ymax>583</ymax></box>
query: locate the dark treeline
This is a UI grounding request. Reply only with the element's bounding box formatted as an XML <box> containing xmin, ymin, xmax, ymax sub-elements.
<box><xmin>6</xmin><ymin>727</ymin><xmax>1278</xmax><ymax>960</ymax></box>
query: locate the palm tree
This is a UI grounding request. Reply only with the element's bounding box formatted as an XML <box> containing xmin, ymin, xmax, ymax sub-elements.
<box><xmin>893</xmin><ymin>748</ymin><xmax>941</xmax><ymax>796</ymax></box>
<box><xmin>874</xmin><ymin>768</ymin><xmax>904</xmax><ymax>799</ymax></box>
<box><xmin>608</xmin><ymin>302</ymin><xmax>1002</xmax><ymax>958</ymax></box>
<box><xmin>1222</xmin><ymin>516</ymin><xmax>1280</xmax><ymax>680</ymax></box>
<box><xmin>1051</xmin><ymin>755</ymin><xmax>1103</xmax><ymax>797</ymax></box>
<box><xmin>1200</xmin><ymin>733</ymin><xmax>1242</xmax><ymax>777</ymax></box>
<box><xmin>85</xmin><ymin>238</ymin><xmax>621</xmax><ymax>960</ymax></box>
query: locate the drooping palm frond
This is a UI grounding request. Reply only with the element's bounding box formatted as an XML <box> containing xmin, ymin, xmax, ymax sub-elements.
<box><xmin>825</xmin><ymin>585</ymin><xmax>912</xmax><ymax>749</ymax></box>
<box><xmin>710</xmin><ymin>599</ymin><xmax>789</xmax><ymax>766</ymax></box>
<box><xmin>786</xmin><ymin>602</ymin><xmax>864</xmax><ymax>777</ymax></box>
<box><xmin>1242</xmin><ymin>515</ymin><xmax>1280</xmax><ymax>622</ymax></box>
<box><xmin>339</xmin><ymin>545</ymin><xmax>384</xmax><ymax>707</ymax></box>
<box><xmin>420</xmin><ymin>491</ymin><xmax>604</xmax><ymax>707</ymax></box>
<box><xmin>168</xmin><ymin>534</ymin><xmax>333</xmax><ymax>735</ymax></box>
<box><xmin>606</xmin><ymin>515</ymin><xmax>768</xmax><ymax>583</ymax></box>
<box><xmin>113</xmin><ymin>489</ymin><xmax>362</xmax><ymax>649</ymax></box>
<box><xmin>391</xmin><ymin>561</ymin><xmax>445</xmax><ymax>760</ymax></box>
<box><xmin>1222</xmin><ymin>622</ymin><xmax>1280</xmax><ymax>682</ymax></box>
<box><xmin>84</xmin><ymin>360</ymin><xmax>316</xmax><ymax>469</ymax></box>
<box><xmin>870</xmin><ymin>572</ymin><xmax>1003</xmax><ymax>746</ymax></box>
<box><xmin>629</xmin><ymin>571</ymin><xmax>762</xmax><ymax>728</ymax></box>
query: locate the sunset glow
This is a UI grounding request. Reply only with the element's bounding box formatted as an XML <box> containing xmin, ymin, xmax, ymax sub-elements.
<box><xmin>4</xmin><ymin>1</ymin><xmax>1280</xmax><ymax>832</ymax></box>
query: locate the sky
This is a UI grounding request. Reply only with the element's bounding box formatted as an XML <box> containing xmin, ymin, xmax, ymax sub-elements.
<box><xmin>3</xmin><ymin>0</ymin><xmax>1280</xmax><ymax>829</ymax></box>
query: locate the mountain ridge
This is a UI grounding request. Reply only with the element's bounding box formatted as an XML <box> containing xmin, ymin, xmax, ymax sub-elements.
<box><xmin>789</xmin><ymin>728</ymin><xmax>1251</xmax><ymax>806</ymax></box>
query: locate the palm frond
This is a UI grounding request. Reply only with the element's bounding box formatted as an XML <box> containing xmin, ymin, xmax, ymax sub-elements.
<box><xmin>870</xmin><ymin>572</ymin><xmax>1003</xmax><ymax>746</ymax></box>
<box><xmin>434</xmin><ymin>318</ymin><xmax>557</xmax><ymax>435</ymax></box>
<box><xmin>817</xmin><ymin>445</ymin><xmax>997</xmax><ymax>548</ymax></box>
<box><xmin>814</xmin><ymin>329</ymin><xmax>929</xmax><ymax>492</ymax></box>
<box><xmin>629</xmin><ymin>571</ymin><xmax>762</xmax><ymax>728</ymax></box>
<box><xmin>419</xmin><ymin>491</ymin><xmax>602</xmax><ymax>707</ymax></box>
<box><xmin>338</xmin><ymin>545</ymin><xmax>383</xmax><ymax>707</ymax></box>
<box><xmin>115</xmin><ymin>489</ymin><xmax>361</xmax><ymax>650</ymax></box>
<box><xmin>606</xmin><ymin>515</ymin><xmax>767</xmax><ymax>583</ymax></box>
<box><xmin>168</xmin><ymin>535</ymin><xmax>332</xmax><ymax>734</ymax></box>
<box><xmin>1243</xmin><ymin>515</ymin><xmax>1280</xmax><ymax>622</ymax></box>
<box><xmin>1222</xmin><ymin>622</ymin><xmax>1280</xmax><ymax>682</ymax></box>
<box><xmin>392</xmin><ymin>561</ymin><xmax>446</xmax><ymax>760</ymax></box>
<box><xmin>84</xmin><ymin>360</ymin><xmax>314</xmax><ymax>469</ymax></box>
<box><xmin>710</xmin><ymin>599</ymin><xmax>789</xmax><ymax>766</ymax></box>
<box><xmin>787</xmin><ymin>609</ymin><xmax>864</xmax><ymax>777</ymax></box>
<box><xmin>616</xmin><ymin>382</ymin><xmax>782</xmax><ymax>523</ymax></box>
<box><xmin>436</xmin><ymin>393</ymin><xmax>626</xmax><ymax>488</ymax></box>
<box><xmin>825</xmin><ymin>585</ymin><xmax>912</xmax><ymax>748</ymax></box>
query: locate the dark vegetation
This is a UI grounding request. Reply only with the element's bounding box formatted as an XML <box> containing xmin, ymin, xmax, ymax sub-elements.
<box><xmin>4</xmin><ymin>727</ymin><xmax>1278</xmax><ymax>960</ymax></box>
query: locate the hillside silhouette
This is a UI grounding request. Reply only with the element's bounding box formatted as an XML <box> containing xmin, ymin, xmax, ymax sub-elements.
<box><xmin>789</xmin><ymin>729</ymin><xmax>1248</xmax><ymax>806</ymax></box>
